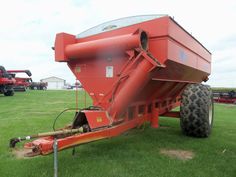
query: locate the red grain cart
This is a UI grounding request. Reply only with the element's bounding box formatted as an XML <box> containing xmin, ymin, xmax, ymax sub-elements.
<box><xmin>7</xmin><ymin>70</ymin><xmax>32</xmax><ymax>91</ymax></box>
<box><xmin>0</xmin><ymin>66</ymin><xmax>15</xmax><ymax>96</ymax></box>
<box><xmin>10</xmin><ymin>15</ymin><xmax>213</xmax><ymax>156</ymax></box>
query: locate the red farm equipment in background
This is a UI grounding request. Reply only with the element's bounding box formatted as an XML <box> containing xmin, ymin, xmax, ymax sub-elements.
<box><xmin>7</xmin><ymin>70</ymin><xmax>32</xmax><ymax>91</ymax></box>
<box><xmin>213</xmin><ymin>90</ymin><xmax>236</xmax><ymax>104</ymax></box>
<box><xmin>10</xmin><ymin>15</ymin><xmax>213</xmax><ymax>156</ymax></box>
<box><xmin>29</xmin><ymin>81</ymin><xmax>47</xmax><ymax>90</ymax></box>
<box><xmin>0</xmin><ymin>66</ymin><xmax>15</xmax><ymax>96</ymax></box>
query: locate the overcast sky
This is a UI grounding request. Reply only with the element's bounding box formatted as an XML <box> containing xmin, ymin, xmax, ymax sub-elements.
<box><xmin>0</xmin><ymin>0</ymin><xmax>235</xmax><ymax>87</ymax></box>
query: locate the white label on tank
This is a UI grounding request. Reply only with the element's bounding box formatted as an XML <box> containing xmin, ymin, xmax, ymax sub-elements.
<box><xmin>106</xmin><ymin>66</ymin><xmax>113</xmax><ymax>78</ymax></box>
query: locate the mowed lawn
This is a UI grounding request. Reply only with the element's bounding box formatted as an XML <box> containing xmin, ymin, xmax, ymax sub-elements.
<box><xmin>0</xmin><ymin>90</ymin><xmax>235</xmax><ymax>177</ymax></box>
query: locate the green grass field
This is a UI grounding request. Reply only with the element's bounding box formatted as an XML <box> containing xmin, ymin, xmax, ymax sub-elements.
<box><xmin>212</xmin><ymin>87</ymin><xmax>236</xmax><ymax>92</ymax></box>
<box><xmin>0</xmin><ymin>90</ymin><xmax>235</xmax><ymax>177</ymax></box>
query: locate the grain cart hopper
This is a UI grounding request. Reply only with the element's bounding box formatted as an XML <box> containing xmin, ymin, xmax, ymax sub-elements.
<box><xmin>10</xmin><ymin>15</ymin><xmax>213</xmax><ymax>156</ymax></box>
<box><xmin>0</xmin><ymin>66</ymin><xmax>15</xmax><ymax>96</ymax></box>
<box><xmin>7</xmin><ymin>70</ymin><xmax>32</xmax><ymax>91</ymax></box>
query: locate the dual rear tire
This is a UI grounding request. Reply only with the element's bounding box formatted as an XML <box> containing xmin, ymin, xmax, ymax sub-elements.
<box><xmin>180</xmin><ymin>84</ymin><xmax>213</xmax><ymax>137</ymax></box>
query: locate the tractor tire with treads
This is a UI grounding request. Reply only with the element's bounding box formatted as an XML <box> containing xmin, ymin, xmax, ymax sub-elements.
<box><xmin>4</xmin><ymin>89</ymin><xmax>14</xmax><ymax>96</ymax></box>
<box><xmin>180</xmin><ymin>84</ymin><xmax>213</xmax><ymax>137</ymax></box>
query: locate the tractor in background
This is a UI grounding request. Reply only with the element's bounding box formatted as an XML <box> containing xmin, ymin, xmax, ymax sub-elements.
<box><xmin>0</xmin><ymin>66</ymin><xmax>15</xmax><ymax>96</ymax></box>
<box><xmin>7</xmin><ymin>70</ymin><xmax>32</xmax><ymax>91</ymax></box>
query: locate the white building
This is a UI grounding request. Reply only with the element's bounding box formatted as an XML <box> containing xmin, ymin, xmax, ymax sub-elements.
<box><xmin>40</xmin><ymin>76</ymin><xmax>65</xmax><ymax>90</ymax></box>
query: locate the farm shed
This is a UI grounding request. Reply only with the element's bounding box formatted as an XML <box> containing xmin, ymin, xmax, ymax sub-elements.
<box><xmin>40</xmin><ymin>76</ymin><xmax>65</xmax><ymax>90</ymax></box>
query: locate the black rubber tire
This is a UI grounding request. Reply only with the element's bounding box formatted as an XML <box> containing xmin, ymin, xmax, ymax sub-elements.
<box><xmin>180</xmin><ymin>84</ymin><xmax>214</xmax><ymax>137</ymax></box>
<box><xmin>4</xmin><ymin>89</ymin><xmax>14</xmax><ymax>96</ymax></box>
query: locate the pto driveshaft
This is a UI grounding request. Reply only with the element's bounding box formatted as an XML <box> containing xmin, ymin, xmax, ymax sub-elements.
<box><xmin>9</xmin><ymin>127</ymin><xmax>83</xmax><ymax>148</ymax></box>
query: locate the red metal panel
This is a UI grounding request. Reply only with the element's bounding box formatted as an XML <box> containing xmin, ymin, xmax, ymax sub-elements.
<box><xmin>54</xmin><ymin>33</ymin><xmax>76</xmax><ymax>62</ymax></box>
<box><xmin>149</xmin><ymin>37</ymin><xmax>168</xmax><ymax>64</ymax></box>
<box><xmin>0</xmin><ymin>78</ymin><xmax>15</xmax><ymax>84</ymax></box>
<box><xmin>68</xmin><ymin>55</ymin><xmax>126</xmax><ymax>108</ymax></box>
<box><xmin>168</xmin><ymin>19</ymin><xmax>211</xmax><ymax>62</ymax></box>
<box><xmin>83</xmin><ymin>110</ymin><xmax>111</xmax><ymax>129</ymax></box>
<box><xmin>167</xmin><ymin>38</ymin><xmax>210</xmax><ymax>74</ymax></box>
